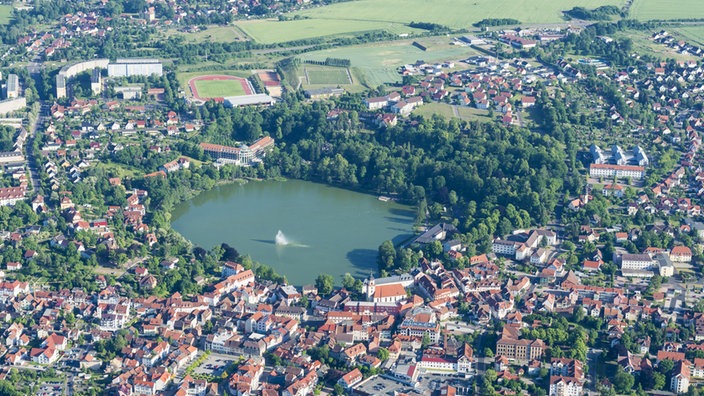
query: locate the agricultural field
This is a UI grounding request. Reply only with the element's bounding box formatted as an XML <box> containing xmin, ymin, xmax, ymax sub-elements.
<box><xmin>193</xmin><ymin>79</ymin><xmax>246</xmax><ymax>98</ymax></box>
<box><xmin>670</xmin><ymin>26</ymin><xmax>704</xmax><ymax>46</ymax></box>
<box><xmin>304</xmin><ymin>65</ymin><xmax>352</xmax><ymax>85</ymax></box>
<box><xmin>629</xmin><ymin>0</ymin><xmax>704</xmax><ymax>21</ymax></box>
<box><xmin>235</xmin><ymin>18</ymin><xmax>422</xmax><ymax>45</ymax></box>
<box><xmin>0</xmin><ymin>5</ymin><xmax>11</xmax><ymax>25</ymax></box>
<box><xmin>236</xmin><ymin>0</ymin><xmax>625</xmax><ymax>44</ymax></box>
<box><xmin>298</xmin><ymin>37</ymin><xmax>480</xmax><ymax>87</ymax></box>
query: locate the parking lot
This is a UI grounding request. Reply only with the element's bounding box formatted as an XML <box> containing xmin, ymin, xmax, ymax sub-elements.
<box><xmin>36</xmin><ymin>382</ymin><xmax>64</xmax><ymax>396</ymax></box>
<box><xmin>192</xmin><ymin>352</ymin><xmax>239</xmax><ymax>376</ymax></box>
<box><xmin>353</xmin><ymin>375</ymin><xmax>422</xmax><ymax>396</ymax></box>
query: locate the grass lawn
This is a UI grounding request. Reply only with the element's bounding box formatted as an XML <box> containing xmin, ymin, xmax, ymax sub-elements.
<box><xmin>193</xmin><ymin>79</ymin><xmax>246</xmax><ymax>98</ymax></box>
<box><xmin>298</xmin><ymin>37</ymin><xmax>481</xmax><ymax>87</ymax></box>
<box><xmin>305</xmin><ymin>65</ymin><xmax>352</xmax><ymax>85</ymax></box>
<box><xmin>612</xmin><ymin>29</ymin><xmax>700</xmax><ymax>60</ymax></box>
<box><xmin>629</xmin><ymin>0</ymin><xmax>704</xmax><ymax>21</ymax></box>
<box><xmin>95</xmin><ymin>161</ymin><xmax>141</xmax><ymax>178</ymax></box>
<box><xmin>0</xmin><ymin>5</ymin><xmax>11</xmax><ymax>25</ymax></box>
<box><xmin>413</xmin><ymin>102</ymin><xmax>493</xmax><ymax>122</ymax></box>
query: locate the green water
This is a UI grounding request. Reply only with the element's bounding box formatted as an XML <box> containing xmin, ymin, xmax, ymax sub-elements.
<box><xmin>170</xmin><ymin>180</ymin><xmax>415</xmax><ymax>285</ymax></box>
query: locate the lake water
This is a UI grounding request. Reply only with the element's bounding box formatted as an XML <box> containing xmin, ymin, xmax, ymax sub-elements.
<box><xmin>170</xmin><ymin>180</ymin><xmax>415</xmax><ymax>285</ymax></box>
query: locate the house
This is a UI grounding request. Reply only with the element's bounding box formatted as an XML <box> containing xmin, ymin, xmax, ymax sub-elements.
<box><xmin>338</xmin><ymin>368</ymin><xmax>363</xmax><ymax>389</ymax></box>
<box><xmin>670</xmin><ymin>246</ymin><xmax>692</xmax><ymax>262</ymax></box>
<box><xmin>602</xmin><ymin>184</ymin><xmax>624</xmax><ymax>197</ymax></box>
<box><xmin>30</xmin><ymin>347</ymin><xmax>58</xmax><ymax>364</ymax></box>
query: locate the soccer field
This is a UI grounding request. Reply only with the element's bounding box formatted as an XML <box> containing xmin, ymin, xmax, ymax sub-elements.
<box><xmin>306</xmin><ymin>67</ymin><xmax>352</xmax><ymax>85</ymax></box>
<box><xmin>193</xmin><ymin>79</ymin><xmax>246</xmax><ymax>98</ymax></box>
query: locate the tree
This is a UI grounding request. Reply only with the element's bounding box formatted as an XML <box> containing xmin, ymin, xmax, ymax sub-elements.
<box><xmin>300</xmin><ymin>294</ymin><xmax>309</xmax><ymax>309</ymax></box>
<box><xmin>0</xmin><ymin>380</ymin><xmax>19</xmax><ymax>396</ymax></box>
<box><xmin>377</xmin><ymin>240</ymin><xmax>396</xmax><ymax>271</ymax></box>
<box><xmin>658</xmin><ymin>359</ymin><xmax>674</xmax><ymax>376</ymax></box>
<box><xmin>612</xmin><ymin>367</ymin><xmax>635</xmax><ymax>394</ymax></box>
<box><xmin>652</xmin><ymin>371</ymin><xmax>666</xmax><ymax>390</ymax></box>
<box><xmin>315</xmin><ymin>274</ymin><xmax>334</xmax><ymax>296</ymax></box>
<box><xmin>341</xmin><ymin>273</ymin><xmax>356</xmax><ymax>291</ymax></box>
<box><xmin>377</xmin><ymin>347</ymin><xmax>389</xmax><ymax>362</ymax></box>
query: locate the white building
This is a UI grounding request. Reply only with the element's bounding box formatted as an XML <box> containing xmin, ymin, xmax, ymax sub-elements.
<box><xmin>671</xmin><ymin>362</ymin><xmax>690</xmax><ymax>394</ymax></box>
<box><xmin>108</xmin><ymin>58</ymin><xmax>163</xmax><ymax>77</ymax></box>
<box><xmin>589</xmin><ymin>164</ymin><xmax>645</xmax><ymax>180</ymax></box>
<box><xmin>549</xmin><ymin>376</ymin><xmax>582</xmax><ymax>396</ymax></box>
<box><xmin>5</xmin><ymin>74</ymin><xmax>19</xmax><ymax>99</ymax></box>
<box><xmin>620</xmin><ymin>253</ymin><xmax>654</xmax><ymax>271</ymax></box>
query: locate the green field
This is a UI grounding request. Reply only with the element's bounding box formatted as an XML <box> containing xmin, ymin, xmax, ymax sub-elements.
<box><xmin>236</xmin><ymin>18</ymin><xmax>423</xmax><ymax>44</ymax></box>
<box><xmin>193</xmin><ymin>79</ymin><xmax>246</xmax><ymax>98</ymax></box>
<box><xmin>414</xmin><ymin>102</ymin><xmax>493</xmax><ymax>122</ymax></box>
<box><xmin>0</xmin><ymin>5</ymin><xmax>11</xmax><ymax>25</ymax></box>
<box><xmin>167</xmin><ymin>24</ymin><xmax>249</xmax><ymax>43</ymax></box>
<box><xmin>298</xmin><ymin>37</ymin><xmax>480</xmax><ymax>87</ymax></box>
<box><xmin>305</xmin><ymin>66</ymin><xmax>352</xmax><ymax>85</ymax></box>
<box><xmin>234</xmin><ymin>0</ymin><xmax>621</xmax><ymax>45</ymax></box>
<box><xmin>611</xmin><ymin>30</ymin><xmax>699</xmax><ymax>60</ymax></box>
<box><xmin>671</xmin><ymin>26</ymin><xmax>704</xmax><ymax>46</ymax></box>
<box><xmin>629</xmin><ymin>0</ymin><xmax>704</xmax><ymax>21</ymax></box>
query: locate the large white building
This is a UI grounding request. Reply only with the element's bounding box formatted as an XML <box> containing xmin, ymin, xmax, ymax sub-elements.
<box><xmin>108</xmin><ymin>58</ymin><xmax>163</xmax><ymax>77</ymax></box>
<box><xmin>620</xmin><ymin>253</ymin><xmax>654</xmax><ymax>271</ymax></box>
<box><xmin>5</xmin><ymin>74</ymin><xmax>19</xmax><ymax>99</ymax></box>
<box><xmin>589</xmin><ymin>164</ymin><xmax>645</xmax><ymax>180</ymax></box>
<box><xmin>549</xmin><ymin>376</ymin><xmax>583</xmax><ymax>396</ymax></box>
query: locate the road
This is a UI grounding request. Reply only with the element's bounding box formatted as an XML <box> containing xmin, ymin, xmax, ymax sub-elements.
<box><xmin>26</xmin><ymin>55</ymin><xmax>45</xmax><ymax>194</ymax></box>
<box><xmin>25</xmin><ymin>104</ymin><xmax>45</xmax><ymax>192</ymax></box>
<box><xmin>587</xmin><ymin>348</ymin><xmax>602</xmax><ymax>395</ymax></box>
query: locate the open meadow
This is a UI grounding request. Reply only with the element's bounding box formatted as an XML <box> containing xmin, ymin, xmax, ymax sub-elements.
<box><xmin>628</xmin><ymin>0</ymin><xmax>704</xmax><ymax>21</ymax></box>
<box><xmin>0</xmin><ymin>5</ymin><xmax>11</xmax><ymax>25</ymax></box>
<box><xmin>166</xmin><ymin>24</ymin><xmax>249</xmax><ymax>43</ymax></box>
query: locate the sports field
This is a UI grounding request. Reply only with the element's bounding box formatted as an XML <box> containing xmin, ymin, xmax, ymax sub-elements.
<box><xmin>194</xmin><ymin>79</ymin><xmax>246</xmax><ymax>98</ymax></box>
<box><xmin>188</xmin><ymin>75</ymin><xmax>253</xmax><ymax>100</ymax></box>
<box><xmin>305</xmin><ymin>66</ymin><xmax>352</xmax><ymax>85</ymax></box>
<box><xmin>629</xmin><ymin>0</ymin><xmax>704</xmax><ymax>21</ymax></box>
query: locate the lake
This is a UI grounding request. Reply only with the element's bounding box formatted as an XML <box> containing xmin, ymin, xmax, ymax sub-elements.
<box><xmin>170</xmin><ymin>180</ymin><xmax>415</xmax><ymax>285</ymax></box>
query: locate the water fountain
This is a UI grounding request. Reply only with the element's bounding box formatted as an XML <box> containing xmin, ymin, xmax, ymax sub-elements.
<box><xmin>275</xmin><ymin>230</ymin><xmax>289</xmax><ymax>246</ymax></box>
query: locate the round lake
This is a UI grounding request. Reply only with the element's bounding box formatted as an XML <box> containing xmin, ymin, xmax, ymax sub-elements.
<box><xmin>170</xmin><ymin>180</ymin><xmax>415</xmax><ymax>285</ymax></box>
